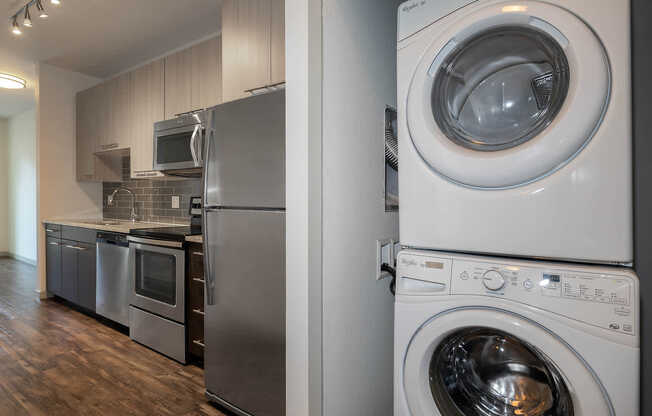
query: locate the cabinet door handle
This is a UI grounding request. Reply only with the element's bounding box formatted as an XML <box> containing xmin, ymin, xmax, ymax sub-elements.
<box><xmin>65</xmin><ymin>245</ymin><xmax>87</xmax><ymax>251</ymax></box>
<box><xmin>192</xmin><ymin>278</ymin><xmax>205</xmax><ymax>284</ymax></box>
<box><xmin>192</xmin><ymin>339</ymin><xmax>205</xmax><ymax>348</ymax></box>
<box><xmin>45</xmin><ymin>229</ymin><xmax>57</xmax><ymax>233</ymax></box>
<box><xmin>48</xmin><ymin>241</ymin><xmax>59</xmax><ymax>246</ymax></box>
<box><xmin>192</xmin><ymin>308</ymin><xmax>205</xmax><ymax>316</ymax></box>
<box><xmin>192</xmin><ymin>251</ymin><xmax>204</xmax><ymax>256</ymax></box>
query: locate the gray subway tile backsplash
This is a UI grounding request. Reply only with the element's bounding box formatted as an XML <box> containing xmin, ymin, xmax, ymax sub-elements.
<box><xmin>103</xmin><ymin>156</ymin><xmax>201</xmax><ymax>224</ymax></box>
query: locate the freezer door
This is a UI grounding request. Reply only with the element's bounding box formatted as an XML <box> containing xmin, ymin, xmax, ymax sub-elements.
<box><xmin>204</xmin><ymin>209</ymin><xmax>285</xmax><ymax>416</ymax></box>
<box><xmin>204</xmin><ymin>91</ymin><xmax>286</xmax><ymax>209</ymax></box>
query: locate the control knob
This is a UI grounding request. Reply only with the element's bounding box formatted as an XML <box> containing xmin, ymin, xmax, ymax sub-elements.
<box><xmin>482</xmin><ymin>270</ymin><xmax>506</xmax><ymax>291</ymax></box>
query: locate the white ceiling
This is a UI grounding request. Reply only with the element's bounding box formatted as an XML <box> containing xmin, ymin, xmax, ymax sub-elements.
<box><xmin>0</xmin><ymin>0</ymin><xmax>222</xmax><ymax>118</ymax></box>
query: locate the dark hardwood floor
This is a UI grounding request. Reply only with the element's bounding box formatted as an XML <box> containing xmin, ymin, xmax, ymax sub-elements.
<box><xmin>0</xmin><ymin>257</ymin><xmax>227</xmax><ymax>416</ymax></box>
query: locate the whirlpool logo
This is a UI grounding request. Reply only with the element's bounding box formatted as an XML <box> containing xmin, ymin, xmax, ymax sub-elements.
<box><xmin>402</xmin><ymin>0</ymin><xmax>427</xmax><ymax>13</ymax></box>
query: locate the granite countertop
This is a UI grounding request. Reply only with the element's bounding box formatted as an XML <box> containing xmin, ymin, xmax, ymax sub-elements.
<box><xmin>43</xmin><ymin>218</ymin><xmax>179</xmax><ymax>234</ymax></box>
<box><xmin>185</xmin><ymin>235</ymin><xmax>203</xmax><ymax>244</ymax></box>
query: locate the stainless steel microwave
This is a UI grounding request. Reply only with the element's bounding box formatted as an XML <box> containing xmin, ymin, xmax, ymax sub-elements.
<box><xmin>153</xmin><ymin>112</ymin><xmax>205</xmax><ymax>173</ymax></box>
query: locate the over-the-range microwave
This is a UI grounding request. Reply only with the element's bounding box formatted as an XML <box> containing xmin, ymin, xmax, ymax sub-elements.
<box><xmin>153</xmin><ymin>112</ymin><xmax>205</xmax><ymax>176</ymax></box>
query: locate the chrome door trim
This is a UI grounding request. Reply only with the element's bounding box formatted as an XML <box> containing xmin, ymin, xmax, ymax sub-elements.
<box><xmin>129</xmin><ymin>242</ymin><xmax>186</xmax><ymax>323</ymax></box>
<box><xmin>127</xmin><ymin>236</ymin><xmax>183</xmax><ymax>248</ymax></box>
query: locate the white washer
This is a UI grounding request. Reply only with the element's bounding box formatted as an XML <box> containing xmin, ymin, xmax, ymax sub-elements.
<box><xmin>394</xmin><ymin>249</ymin><xmax>639</xmax><ymax>416</ymax></box>
<box><xmin>397</xmin><ymin>0</ymin><xmax>632</xmax><ymax>263</ymax></box>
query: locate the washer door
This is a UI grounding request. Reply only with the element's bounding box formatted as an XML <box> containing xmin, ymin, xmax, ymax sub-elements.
<box><xmin>403</xmin><ymin>308</ymin><xmax>613</xmax><ymax>415</ymax></box>
<box><xmin>406</xmin><ymin>1</ymin><xmax>610</xmax><ymax>188</ymax></box>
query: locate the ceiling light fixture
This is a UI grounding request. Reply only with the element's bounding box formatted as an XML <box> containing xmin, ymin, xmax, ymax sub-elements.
<box><xmin>0</xmin><ymin>73</ymin><xmax>26</xmax><ymax>89</ymax></box>
<box><xmin>36</xmin><ymin>0</ymin><xmax>48</xmax><ymax>18</ymax></box>
<box><xmin>11</xmin><ymin>16</ymin><xmax>21</xmax><ymax>35</ymax></box>
<box><xmin>50</xmin><ymin>0</ymin><xmax>60</xmax><ymax>5</ymax></box>
<box><xmin>23</xmin><ymin>5</ymin><xmax>32</xmax><ymax>27</ymax></box>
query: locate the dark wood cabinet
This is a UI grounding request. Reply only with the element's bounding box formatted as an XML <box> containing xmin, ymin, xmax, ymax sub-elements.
<box><xmin>46</xmin><ymin>237</ymin><xmax>62</xmax><ymax>296</ymax></box>
<box><xmin>45</xmin><ymin>225</ymin><xmax>96</xmax><ymax>313</ymax></box>
<box><xmin>187</xmin><ymin>243</ymin><xmax>205</xmax><ymax>361</ymax></box>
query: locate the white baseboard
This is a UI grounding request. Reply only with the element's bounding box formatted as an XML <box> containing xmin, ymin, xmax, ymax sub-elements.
<box><xmin>0</xmin><ymin>252</ymin><xmax>37</xmax><ymax>267</ymax></box>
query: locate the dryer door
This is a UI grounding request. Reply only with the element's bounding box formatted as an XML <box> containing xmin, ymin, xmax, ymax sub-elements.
<box><xmin>406</xmin><ymin>1</ymin><xmax>609</xmax><ymax>188</ymax></box>
<box><xmin>402</xmin><ymin>308</ymin><xmax>613</xmax><ymax>416</ymax></box>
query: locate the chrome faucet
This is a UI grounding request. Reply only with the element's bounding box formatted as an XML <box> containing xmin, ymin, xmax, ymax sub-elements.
<box><xmin>107</xmin><ymin>186</ymin><xmax>137</xmax><ymax>222</ymax></box>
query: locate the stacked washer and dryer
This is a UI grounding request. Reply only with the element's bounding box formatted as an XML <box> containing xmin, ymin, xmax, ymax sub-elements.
<box><xmin>395</xmin><ymin>0</ymin><xmax>639</xmax><ymax>415</ymax></box>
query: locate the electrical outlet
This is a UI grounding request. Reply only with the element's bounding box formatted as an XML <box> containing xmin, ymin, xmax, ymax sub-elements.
<box><xmin>171</xmin><ymin>196</ymin><xmax>180</xmax><ymax>209</ymax></box>
<box><xmin>377</xmin><ymin>239</ymin><xmax>393</xmax><ymax>280</ymax></box>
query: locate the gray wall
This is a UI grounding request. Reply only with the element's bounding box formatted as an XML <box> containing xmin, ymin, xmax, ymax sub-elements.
<box><xmin>632</xmin><ymin>0</ymin><xmax>651</xmax><ymax>412</ymax></box>
<box><xmin>102</xmin><ymin>156</ymin><xmax>201</xmax><ymax>224</ymax></box>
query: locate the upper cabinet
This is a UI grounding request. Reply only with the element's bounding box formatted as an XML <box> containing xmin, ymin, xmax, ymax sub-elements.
<box><xmin>192</xmin><ymin>36</ymin><xmax>223</xmax><ymax>110</ymax></box>
<box><xmin>270</xmin><ymin>0</ymin><xmax>285</xmax><ymax>85</ymax></box>
<box><xmin>131</xmin><ymin>59</ymin><xmax>165</xmax><ymax>177</ymax></box>
<box><xmin>222</xmin><ymin>0</ymin><xmax>285</xmax><ymax>102</ymax></box>
<box><xmin>103</xmin><ymin>73</ymin><xmax>131</xmax><ymax>151</ymax></box>
<box><xmin>164</xmin><ymin>48</ymin><xmax>193</xmax><ymax>119</ymax></box>
<box><xmin>165</xmin><ymin>36</ymin><xmax>223</xmax><ymax>118</ymax></box>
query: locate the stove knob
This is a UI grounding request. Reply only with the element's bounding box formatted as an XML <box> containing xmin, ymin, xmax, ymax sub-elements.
<box><xmin>482</xmin><ymin>270</ymin><xmax>505</xmax><ymax>291</ymax></box>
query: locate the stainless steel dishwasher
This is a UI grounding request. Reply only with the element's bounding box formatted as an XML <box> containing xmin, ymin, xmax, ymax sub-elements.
<box><xmin>96</xmin><ymin>232</ymin><xmax>130</xmax><ymax>326</ymax></box>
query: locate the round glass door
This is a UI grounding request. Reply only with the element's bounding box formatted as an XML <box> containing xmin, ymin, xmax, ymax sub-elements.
<box><xmin>432</xmin><ymin>27</ymin><xmax>570</xmax><ymax>151</ymax></box>
<box><xmin>405</xmin><ymin>2</ymin><xmax>611</xmax><ymax>188</ymax></box>
<box><xmin>429</xmin><ymin>327</ymin><xmax>573</xmax><ymax>416</ymax></box>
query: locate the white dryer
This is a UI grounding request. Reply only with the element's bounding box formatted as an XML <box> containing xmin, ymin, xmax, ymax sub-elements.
<box><xmin>394</xmin><ymin>249</ymin><xmax>639</xmax><ymax>416</ymax></box>
<box><xmin>397</xmin><ymin>0</ymin><xmax>632</xmax><ymax>263</ymax></box>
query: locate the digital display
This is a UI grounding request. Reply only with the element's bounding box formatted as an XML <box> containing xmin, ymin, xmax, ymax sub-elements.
<box><xmin>543</xmin><ymin>273</ymin><xmax>561</xmax><ymax>283</ymax></box>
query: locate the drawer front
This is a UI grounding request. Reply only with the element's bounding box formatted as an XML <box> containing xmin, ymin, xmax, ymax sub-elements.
<box><xmin>188</xmin><ymin>243</ymin><xmax>204</xmax><ymax>279</ymax></box>
<box><xmin>189</xmin><ymin>277</ymin><xmax>205</xmax><ymax>311</ymax></box>
<box><xmin>44</xmin><ymin>224</ymin><xmax>61</xmax><ymax>239</ymax></box>
<box><xmin>130</xmin><ymin>306</ymin><xmax>186</xmax><ymax>363</ymax></box>
<box><xmin>61</xmin><ymin>226</ymin><xmax>97</xmax><ymax>244</ymax></box>
<box><xmin>187</xmin><ymin>313</ymin><xmax>204</xmax><ymax>359</ymax></box>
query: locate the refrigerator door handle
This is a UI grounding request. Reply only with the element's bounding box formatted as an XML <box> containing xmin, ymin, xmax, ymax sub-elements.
<box><xmin>203</xmin><ymin>206</ymin><xmax>218</xmax><ymax>305</ymax></box>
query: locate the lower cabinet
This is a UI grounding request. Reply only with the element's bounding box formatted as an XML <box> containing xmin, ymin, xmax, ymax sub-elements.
<box><xmin>45</xmin><ymin>225</ymin><xmax>96</xmax><ymax>313</ymax></box>
<box><xmin>46</xmin><ymin>238</ymin><xmax>62</xmax><ymax>297</ymax></box>
<box><xmin>187</xmin><ymin>243</ymin><xmax>205</xmax><ymax>361</ymax></box>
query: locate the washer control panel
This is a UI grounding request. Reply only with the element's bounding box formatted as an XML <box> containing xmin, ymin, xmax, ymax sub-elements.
<box><xmin>397</xmin><ymin>251</ymin><xmax>638</xmax><ymax>335</ymax></box>
<box><xmin>451</xmin><ymin>259</ymin><xmax>636</xmax><ymax>335</ymax></box>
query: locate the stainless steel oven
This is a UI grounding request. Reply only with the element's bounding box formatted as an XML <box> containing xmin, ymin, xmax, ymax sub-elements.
<box><xmin>153</xmin><ymin>112</ymin><xmax>205</xmax><ymax>173</ymax></box>
<box><xmin>128</xmin><ymin>236</ymin><xmax>185</xmax><ymax>323</ymax></box>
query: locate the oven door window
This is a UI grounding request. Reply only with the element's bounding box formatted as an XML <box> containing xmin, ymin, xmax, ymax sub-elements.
<box><xmin>134</xmin><ymin>249</ymin><xmax>177</xmax><ymax>306</ymax></box>
<box><xmin>156</xmin><ymin>132</ymin><xmax>194</xmax><ymax>165</ymax></box>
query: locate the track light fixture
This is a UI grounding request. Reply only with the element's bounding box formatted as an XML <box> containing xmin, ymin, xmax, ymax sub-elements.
<box><xmin>9</xmin><ymin>0</ymin><xmax>59</xmax><ymax>35</ymax></box>
<box><xmin>36</xmin><ymin>0</ymin><xmax>48</xmax><ymax>18</ymax></box>
<box><xmin>23</xmin><ymin>6</ymin><xmax>32</xmax><ymax>27</ymax></box>
<box><xmin>11</xmin><ymin>16</ymin><xmax>21</xmax><ymax>35</ymax></box>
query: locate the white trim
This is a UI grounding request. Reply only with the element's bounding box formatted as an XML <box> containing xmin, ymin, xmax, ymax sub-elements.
<box><xmin>0</xmin><ymin>251</ymin><xmax>37</xmax><ymax>266</ymax></box>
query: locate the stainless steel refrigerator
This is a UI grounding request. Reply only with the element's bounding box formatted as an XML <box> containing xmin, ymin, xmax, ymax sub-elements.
<box><xmin>202</xmin><ymin>90</ymin><xmax>285</xmax><ymax>416</ymax></box>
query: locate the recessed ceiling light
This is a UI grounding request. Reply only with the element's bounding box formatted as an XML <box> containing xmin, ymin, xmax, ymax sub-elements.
<box><xmin>0</xmin><ymin>73</ymin><xmax>26</xmax><ymax>89</ymax></box>
<box><xmin>51</xmin><ymin>0</ymin><xmax>61</xmax><ymax>5</ymax></box>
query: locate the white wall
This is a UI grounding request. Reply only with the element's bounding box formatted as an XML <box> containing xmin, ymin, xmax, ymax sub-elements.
<box><xmin>36</xmin><ymin>63</ymin><xmax>103</xmax><ymax>294</ymax></box>
<box><xmin>6</xmin><ymin>108</ymin><xmax>37</xmax><ymax>264</ymax></box>
<box><xmin>0</xmin><ymin>118</ymin><xmax>8</xmax><ymax>254</ymax></box>
<box><xmin>286</xmin><ymin>0</ymin><xmax>401</xmax><ymax>414</ymax></box>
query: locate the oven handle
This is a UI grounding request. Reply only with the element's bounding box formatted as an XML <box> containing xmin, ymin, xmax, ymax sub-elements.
<box><xmin>126</xmin><ymin>236</ymin><xmax>183</xmax><ymax>249</ymax></box>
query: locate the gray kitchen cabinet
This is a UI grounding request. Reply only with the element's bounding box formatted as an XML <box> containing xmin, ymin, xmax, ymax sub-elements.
<box><xmin>46</xmin><ymin>226</ymin><xmax>97</xmax><ymax>312</ymax></box>
<box><xmin>61</xmin><ymin>241</ymin><xmax>79</xmax><ymax>304</ymax></box>
<box><xmin>77</xmin><ymin>241</ymin><xmax>97</xmax><ymax>312</ymax></box>
<box><xmin>46</xmin><ymin>237</ymin><xmax>62</xmax><ymax>297</ymax></box>
<box><xmin>222</xmin><ymin>0</ymin><xmax>285</xmax><ymax>102</ymax></box>
<box><xmin>130</xmin><ymin>59</ymin><xmax>165</xmax><ymax>178</ymax></box>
